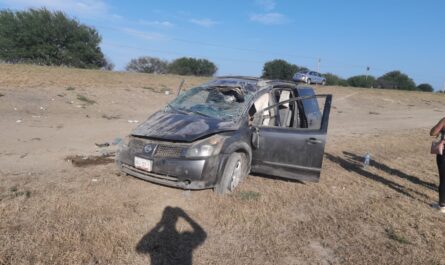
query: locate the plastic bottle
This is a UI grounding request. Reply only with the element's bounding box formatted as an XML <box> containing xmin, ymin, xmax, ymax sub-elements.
<box><xmin>363</xmin><ymin>152</ymin><xmax>371</xmax><ymax>167</ymax></box>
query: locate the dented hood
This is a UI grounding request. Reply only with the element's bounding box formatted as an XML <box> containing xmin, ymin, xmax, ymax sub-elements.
<box><xmin>131</xmin><ymin>111</ymin><xmax>238</xmax><ymax>142</ymax></box>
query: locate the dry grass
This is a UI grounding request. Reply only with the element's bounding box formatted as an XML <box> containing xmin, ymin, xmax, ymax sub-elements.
<box><xmin>0</xmin><ymin>64</ymin><xmax>444</xmax><ymax>265</ymax></box>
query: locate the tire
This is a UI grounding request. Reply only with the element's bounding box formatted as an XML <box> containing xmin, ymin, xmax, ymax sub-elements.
<box><xmin>321</xmin><ymin>80</ymin><xmax>326</xmax><ymax>86</ymax></box>
<box><xmin>215</xmin><ymin>152</ymin><xmax>248</xmax><ymax>194</ymax></box>
<box><xmin>306</xmin><ymin>79</ymin><xmax>311</xmax><ymax>84</ymax></box>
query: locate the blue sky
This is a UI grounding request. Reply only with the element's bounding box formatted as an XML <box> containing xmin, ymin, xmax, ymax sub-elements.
<box><xmin>1</xmin><ymin>0</ymin><xmax>444</xmax><ymax>90</ymax></box>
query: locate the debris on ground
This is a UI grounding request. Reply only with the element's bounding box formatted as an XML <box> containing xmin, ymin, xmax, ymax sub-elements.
<box><xmin>95</xmin><ymin>142</ymin><xmax>110</xmax><ymax>148</ymax></box>
<box><xmin>65</xmin><ymin>154</ymin><xmax>115</xmax><ymax>167</ymax></box>
<box><xmin>102</xmin><ymin>114</ymin><xmax>120</xmax><ymax>120</ymax></box>
<box><xmin>16</xmin><ymin>119</ymin><xmax>22</xmax><ymax>123</ymax></box>
<box><xmin>127</xmin><ymin>120</ymin><xmax>139</xmax><ymax>123</ymax></box>
<box><xmin>0</xmin><ymin>93</ymin><xmax>4</xmax><ymax>97</ymax></box>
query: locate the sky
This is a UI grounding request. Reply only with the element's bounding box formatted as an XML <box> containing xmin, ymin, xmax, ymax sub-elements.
<box><xmin>0</xmin><ymin>0</ymin><xmax>444</xmax><ymax>90</ymax></box>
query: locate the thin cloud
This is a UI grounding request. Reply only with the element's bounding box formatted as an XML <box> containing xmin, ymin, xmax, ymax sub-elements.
<box><xmin>120</xmin><ymin>27</ymin><xmax>166</xmax><ymax>41</ymax></box>
<box><xmin>138</xmin><ymin>19</ymin><xmax>174</xmax><ymax>28</ymax></box>
<box><xmin>250</xmin><ymin>12</ymin><xmax>290</xmax><ymax>25</ymax></box>
<box><xmin>255</xmin><ymin>0</ymin><xmax>276</xmax><ymax>11</ymax></box>
<box><xmin>189</xmin><ymin>18</ymin><xmax>219</xmax><ymax>28</ymax></box>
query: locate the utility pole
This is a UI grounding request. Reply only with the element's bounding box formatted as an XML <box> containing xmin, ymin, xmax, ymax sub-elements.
<box><xmin>365</xmin><ymin>66</ymin><xmax>370</xmax><ymax>80</ymax></box>
<box><xmin>317</xmin><ymin>58</ymin><xmax>321</xmax><ymax>72</ymax></box>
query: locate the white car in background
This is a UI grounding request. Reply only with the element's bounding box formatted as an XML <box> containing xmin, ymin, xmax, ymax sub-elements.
<box><xmin>293</xmin><ymin>70</ymin><xmax>326</xmax><ymax>85</ymax></box>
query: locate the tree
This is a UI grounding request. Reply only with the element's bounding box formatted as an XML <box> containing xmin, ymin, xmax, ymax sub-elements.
<box><xmin>347</xmin><ymin>75</ymin><xmax>376</xmax><ymax>88</ymax></box>
<box><xmin>168</xmin><ymin>57</ymin><xmax>217</xmax><ymax>76</ymax></box>
<box><xmin>417</xmin><ymin>83</ymin><xmax>434</xmax><ymax>92</ymax></box>
<box><xmin>261</xmin><ymin>59</ymin><xmax>300</xmax><ymax>80</ymax></box>
<box><xmin>374</xmin><ymin>71</ymin><xmax>416</xmax><ymax>90</ymax></box>
<box><xmin>0</xmin><ymin>8</ymin><xmax>106</xmax><ymax>68</ymax></box>
<box><xmin>126</xmin><ymin>56</ymin><xmax>168</xmax><ymax>74</ymax></box>
<box><xmin>322</xmin><ymin>73</ymin><xmax>347</xmax><ymax>86</ymax></box>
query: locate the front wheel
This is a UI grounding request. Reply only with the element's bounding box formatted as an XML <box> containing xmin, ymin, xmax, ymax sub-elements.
<box><xmin>321</xmin><ymin>80</ymin><xmax>326</xmax><ymax>86</ymax></box>
<box><xmin>215</xmin><ymin>153</ymin><xmax>248</xmax><ymax>194</ymax></box>
<box><xmin>306</xmin><ymin>79</ymin><xmax>311</xmax><ymax>84</ymax></box>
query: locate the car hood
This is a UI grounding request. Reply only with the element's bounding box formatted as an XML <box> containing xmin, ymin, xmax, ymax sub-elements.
<box><xmin>131</xmin><ymin>111</ymin><xmax>238</xmax><ymax>142</ymax></box>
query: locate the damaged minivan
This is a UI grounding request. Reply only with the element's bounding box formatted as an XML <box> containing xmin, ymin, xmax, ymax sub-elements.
<box><xmin>116</xmin><ymin>77</ymin><xmax>332</xmax><ymax>193</ymax></box>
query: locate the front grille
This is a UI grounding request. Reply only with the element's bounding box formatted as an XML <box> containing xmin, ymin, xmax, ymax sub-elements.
<box><xmin>155</xmin><ymin>145</ymin><xmax>184</xmax><ymax>157</ymax></box>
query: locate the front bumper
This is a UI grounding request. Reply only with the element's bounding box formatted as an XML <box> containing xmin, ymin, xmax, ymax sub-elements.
<box><xmin>120</xmin><ymin>164</ymin><xmax>208</xmax><ymax>189</ymax></box>
<box><xmin>116</xmin><ymin>137</ymin><xmax>224</xmax><ymax>189</ymax></box>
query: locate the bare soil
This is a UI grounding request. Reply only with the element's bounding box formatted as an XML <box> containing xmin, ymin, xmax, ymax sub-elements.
<box><xmin>0</xmin><ymin>64</ymin><xmax>444</xmax><ymax>265</ymax></box>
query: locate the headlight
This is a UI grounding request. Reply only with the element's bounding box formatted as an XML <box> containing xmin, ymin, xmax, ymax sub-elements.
<box><xmin>185</xmin><ymin>135</ymin><xmax>225</xmax><ymax>158</ymax></box>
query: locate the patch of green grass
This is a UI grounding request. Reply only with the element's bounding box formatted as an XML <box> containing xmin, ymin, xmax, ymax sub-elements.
<box><xmin>66</xmin><ymin>86</ymin><xmax>75</xmax><ymax>91</ymax></box>
<box><xmin>77</xmin><ymin>94</ymin><xmax>96</xmax><ymax>105</ymax></box>
<box><xmin>238</xmin><ymin>191</ymin><xmax>261</xmax><ymax>201</ymax></box>
<box><xmin>385</xmin><ymin>228</ymin><xmax>410</xmax><ymax>244</ymax></box>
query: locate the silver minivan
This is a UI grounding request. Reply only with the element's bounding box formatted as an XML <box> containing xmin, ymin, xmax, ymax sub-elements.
<box><xmin>293</xmin><ymin>70</ymin><xmax>326</xmax><ymax>85</ymax></box>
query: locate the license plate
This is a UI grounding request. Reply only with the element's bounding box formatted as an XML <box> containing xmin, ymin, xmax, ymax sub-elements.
<box><xmin>134</xmin><ymin>156</ymin><xmax>153</xmax><ymax>172</ymax></box>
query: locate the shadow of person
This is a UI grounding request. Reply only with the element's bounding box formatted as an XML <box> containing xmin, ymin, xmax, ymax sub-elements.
<box><xmin>136</xmin><ymin>207</ymin><xmax>207</xmax><ymax>265</ymax></box>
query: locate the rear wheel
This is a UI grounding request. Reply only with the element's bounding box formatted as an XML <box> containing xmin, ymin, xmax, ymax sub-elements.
<box><xmin>215</xmin><ymin>152</ymin><xmax>248</xmax><ymax>194</ymax></box>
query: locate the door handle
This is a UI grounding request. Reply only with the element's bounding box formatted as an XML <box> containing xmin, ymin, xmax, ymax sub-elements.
<box><xmin>306</xmin><ymin>138</ymin><xmax>322</xmax><ymax>144</ymax></box>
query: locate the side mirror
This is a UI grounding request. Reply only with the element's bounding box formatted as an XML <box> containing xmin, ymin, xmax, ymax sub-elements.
<box><xmin>252</xmin><ymin>127</ymin><xmax>260</xmax><ymax>149</ymax></box>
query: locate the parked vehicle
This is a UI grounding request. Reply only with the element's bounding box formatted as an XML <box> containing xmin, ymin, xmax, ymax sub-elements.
<box><xmin>116</xmin><ymin>77</ymin><xmax>332</xmax><ymax>193</ymax></box>
<box><xmin>293</xmin><ymin>70</ymin><xmax>326</xmax><ymax>85</ymax></box>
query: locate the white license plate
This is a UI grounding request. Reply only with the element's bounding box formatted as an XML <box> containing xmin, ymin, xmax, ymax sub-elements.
<box><xmin>134</xmin><ymin>157</ymin><xmax>153</xmax><ymax>172</ymax></box>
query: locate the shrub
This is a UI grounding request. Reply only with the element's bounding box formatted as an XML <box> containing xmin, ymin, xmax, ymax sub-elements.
<box><xmin>0</xmin><ymin>8</ymin><xmax>106</xmax><ymax>68</ymax></box>
<box><xmin>347</xmin><ymin>75</ymin><xmax>376</xmax><ymax>88</ymax></box>
<box><xmin>126</xmin><ymin>56</ymin><xmax>168</xmax><ymax>74</ymax></box>
<box><xmin>417</xmin><ymin>83</ymin><xmax>433</xmax><ymax>92</ymax></box>
<box><xmin>322</xmin><ymin>73</ymin><xmax>347</xmax><ymax>86</ymax></box>
<box><xmin>262</xmin><ymin>59</ymin><xmax>300</xmax><ymax>80</ymax></box>
<box><xmin>168</xmin><ymin>57</ymin><xmax>217</xmax><ymax>76</ymax></box>
<box><xmin>374</xmin><ymin>71</ymin><xmax>416</xmax><ymax>90</ymax></box>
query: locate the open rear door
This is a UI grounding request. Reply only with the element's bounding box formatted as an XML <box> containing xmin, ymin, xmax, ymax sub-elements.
<box><xmin>251</xmin><ymin>94</ymin><xmax>332</xmax><ymax>182</ymax></box>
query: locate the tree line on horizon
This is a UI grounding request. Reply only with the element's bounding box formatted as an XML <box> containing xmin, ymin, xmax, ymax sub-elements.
<box><xmin>0</xmin><ymin>8</ymin><xmax>436</xmax><ymax>92</ymax></box>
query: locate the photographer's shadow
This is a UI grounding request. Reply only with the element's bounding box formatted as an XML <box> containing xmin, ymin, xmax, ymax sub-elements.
<box><xmin>136</xmin><ymin>206</ymin><xmax>207</xmax><ymax>265</ymax></box>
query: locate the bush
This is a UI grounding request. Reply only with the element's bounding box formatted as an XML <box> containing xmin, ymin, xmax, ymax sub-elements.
<box><xmin>417</xmin><ymin>83</ymin><xmax>433</xmax><ymax>92</ymax></box>
<box><xmin>126</xmin><ymin>56</ymin><xmax>168</xmax><ymax>74</ymax></box>
<box><xmin>168</xmin><ymin>57</ymin><xmax>217</xmax><ymax>76</ymax></box>
<box><xmin>322</xmin><ymin>73</ymin><xmax>347</xmax><ymax>86</ymax></box>
<box><xmin>0</xmin><ymin>8</ymin><xmax>106</xmax><ymax>68</ymax></box>
<box><xmin>374</xmin><ymin>71</ymin><xmax>416</xmax><ymax>90</ymax></box>
<box><xmin>347</xmin><ymin>75</ymin><xmax>376</xmax><ymax>88</ymax></box>
<box><xmin>262</xmin><ymin>59</ymin><xmax>299</xmax><ymax>80</ymax></box>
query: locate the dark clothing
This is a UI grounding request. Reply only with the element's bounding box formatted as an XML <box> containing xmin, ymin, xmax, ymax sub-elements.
<box><xmin>436</xmin><ymin>154</ymin><xmax>445</xmax><ymax>206</ymax></box>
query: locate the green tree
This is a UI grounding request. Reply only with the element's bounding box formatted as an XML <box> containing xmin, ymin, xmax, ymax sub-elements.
<box><xmin>126</xmin><ymin>56</ymin><xmax>168</xmax><ymax>74</ymax></box>
<box><xmin>347</xmin><ymin>75</ymin><xmax>376</xmax><ymax>88</ymax></box>
<box><xmin>168</xmin><ymin>57</ymin><xmax>217</xmax><ymax>76</ymax></box>
<box><xmin>417</xmin><ymin>83</ymin><xmax>433</xmax><ymax>92</ymax></box>
<box><xmin>322</xmin><ymin>73</ymin><xmax>347</xmax><ymax>86</ymax></box>
<box><xmin>374</xmin><ymin>71</ymin><xmax>416</xmax><ymax>90</ymax></box>
<box><xmin>0</xmin><ymin>8</ymin><xmax>106</xmax><ymax>68</ymax></box>
<box><xmin>262</xmin><ymin>59</ymin><xmax>299</xmax><ymax>80</ymax></box>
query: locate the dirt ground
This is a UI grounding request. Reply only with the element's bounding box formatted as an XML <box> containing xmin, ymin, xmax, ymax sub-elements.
<box><xmin>0</xmin><ymin>64</ymin><xmax>444</xmax><ymax>265</ymax></box>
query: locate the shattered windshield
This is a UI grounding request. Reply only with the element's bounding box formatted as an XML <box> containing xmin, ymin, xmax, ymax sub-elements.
<box><xmin>167</xmin><ymin>86</ymin><xmax>253</xmax><ymax>121</ymax></box>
